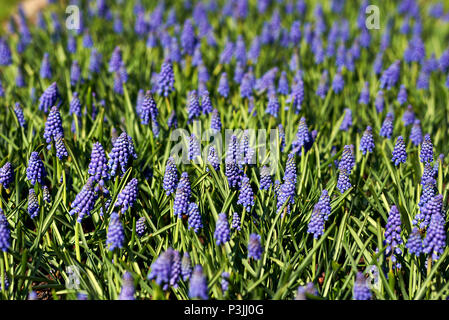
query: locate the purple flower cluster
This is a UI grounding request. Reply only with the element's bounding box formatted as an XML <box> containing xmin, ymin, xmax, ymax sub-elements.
<box><xmin>353</xmin><ymin>272</ymin><xmax>371</xmax><ymax>300</ymax></box>
<box><xmin>39</xmin><ymin>82</ymin><xmax>60</xmax><ymax>113</ymax></box>
<box><xmin>384</xmin><ymin>205</ymin><xmax>403</xmax><ymax>269</ymax></box>
<box><xmin>88</xmin><ymin>142</ymin><xmax>110</xmax><ymax>184</ymax></box>
<box><xmin>173</xmin><ymin>172</ymin><xmax>191</xmax><ymax>218</ymax></box>
<box><xmin>187</xmin><ymin>202</ymin><xmax>203</xmax><ymax>233</ymax></box>
<box><xmin>214</xmin><ymin>213</ymin><xmax>230</xmax><ymax>245</ymax></box>
<box><xmin>115</xmin><ymin>178</ymin><xmax>138</xmax><ymax>213</ymax></box>
<box><xmin>163</xmin><ymin>157</ymin><xmax>178</xmax><ymax>196</ymax></box>
<box><xmin>189</xmin><ymin>265</ymin><xmax>208</xmax><ymax>300</ymax></box>
<box><xmin>392</xmin><ymin>136</ymin><xmax>407</xmax><ymax>166</ymax></box>
<box><xmin>106</xmin><ymin>212</ymin><xmax>124</xmax><ymax>251</ymax></box>
<box><xmin>237</xmin><ymin>175</ymin><xmax>255</xmax><ymax>212</ymax></box>
<box><xmin>26</xmin><ymin>152</ymin><xmax>46</xmax><ymax>186</ymax></box>
<box><xmin>248</xmin><ymin>233</ymin><xmax>262</xmax><ymax>260</ymax></box>
<box><xmin>69</xmin><ymin>177</ymin><xmax>98</xmax><ymax>222</ymax></box>
<box><xmin>0</xmin><ymin>209</ymin><xmax>10</xmax><ymax>252</ymax></box>
<box><xmin>0</xmin><ymin>162</ymin><xmax>14</xmax><ymax>189</ymax></box>
<box><xmin>148</xmin><ymin>248</ymin><xmax>182</xmax><ymax>290</ymax></box>
<box><xmin>108</xmin><ymin>132</ymin><xmax>138</xmax><ymax>177</ymax></box>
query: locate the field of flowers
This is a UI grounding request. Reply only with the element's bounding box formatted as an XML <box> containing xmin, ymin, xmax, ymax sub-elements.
<box><xmin>0</xmin><ymin>0</ymin><xmax>448</xmax><ymax>301</ymax></box>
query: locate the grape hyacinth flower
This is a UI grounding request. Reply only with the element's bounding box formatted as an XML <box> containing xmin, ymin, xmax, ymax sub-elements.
<box><xmin>16</xmin><ymin>67</ymin><xmax>25</xmax><ymax>88</ymax></box>
<box><xmin>67</xmin><ymin>35</ymin><xmax>77</xmax><ymax>54</ymax></box>
<box><xmin>43</xmin><ymin>106</ymin><xmax>64</xmax><ymax>149</ymax></box>
<box><xmin>40</xmin><ymin>53</ymin><xmax>52</xmax><ymax>79</ymax></box>
<box><xmin>181</xmin><ymin>19</ymin><xmax>196</xmax><ymax>56</ymax></box>
<box><xmin>339</xmin><ymin>145</ymin><xmax>355</xmax><ymax>174</ymax></box>
<box><xmin>358</xmin><ymin>81</ymin><xmax>370</xmax><ymax>105</ymax></box>
<box><xmin>397</xmin><ymin>85</ymin><xmax>407</xmax><ymax>105</ymax></box>
<box><xmin>276</xmin><ymin>174</ymin><xmax>296</xmax><ymax>215</ymax></box>
<box><xmin>278</xmin><ymin>71</ymin><xmax>289</xmax><ymax>95</ymax></box>
<box><xmin>42</xmin><ymin>185</ymin><xmax>50</xmax><ymax>203</ymax></box>
<box><xmin>380</xmin><ymin>113</ymin><xmax>394</xmax><ymax>139</ymax></box>
<box><xmin>392</xmin><ymin>136</ymin><xmax>407</xmax><ymax>166</ymax></box>
<box><xmin>54</xmin><ymin>134</ymin><xmax>68</xmax><ymax>160</ymax></box>
<box><xmin>181</xmin><ymin>252</ymin><xmax>192</xmax><ymax>281</ymax></box>
<box><xmin>136</xmin><ymin>217</ymin><xmax>146</xmax><ymax>237</ymax></box>
<box><xmin>219</xmin><ymin>40</ymin><xmax>234</xmax><ymax>65</ymax></box>
<box><xmin>108</xmin><ymin>132</ymin><xmax>138</xmax><ymax>177</ymax></box>
<box><xmin>69</xmin><ymin>177</ymin><xmax>98</xmax><ymax>222</ymax></box>
<box><xmin>420</xmin><ymin>194</ymin><xmax>443</xmax><ymax>230</ymax></box>
<box><xmin>108</xmin><ymin>46</ymin><xmax>122</xmax><ymax>73</ymax></box>
<box><xmin>406</xmin><ymin>228</ymin><xmax>423</xmax><ymax>256</ymax></box>
<box><xmin>316</xmin><ymin>70</ymin><xmax>329</xmax><ymax>99</ymax></box>
<box><xmin>340</xmin><ymin>108</ymin><xmax>352</xmax><ymax>131</ymax></box>
<box><xmin>384</xmin><ymin>205</ymin><xmax>403</xmax><ymax>268</ymax></box>
<box><xmin>39</xmin><ymin>82</ymin><xmax>60</xmax><ymax>113</ymax></box>
<box><xmin>173</xmin><ymin>172</ymin><xmax>191</xmax><ymax>218</ymax></box>
<box><xmin>225</xmin><ymin>135</ymin><xmax>242</xmax><ymax>188</ymax></box>
<box><xmin>231</xmin><ymin>212</ymin><xmax>241</xmax><ymax>231</ymax></box>
<box><xmin>26</xmin><ymin>152</ymin><xmax>46</xmax><ymax>186</ymax></box>
<box><xmin>290</xmin><ymin>79</ymin><xmax>304</xmax><ymax>113</ymax></box>
<box><xmin>337</xmin><ymin>168</ymin><xmax>352</xmax><ymax>193</ymax></box>
<box><xmin>295</xmin><ymin>283</ymin><xmax>318</xmax><ymax>300</ymax></box>
<box><xmin>187</xmin><ymin>202</ymin><xmax>203</xmax><ymax>233</ymax></box>
<box><xmin>70</xmin><ymin>60</ymin><xmax>81</xmax><ymax>86</ymax></box>
<box><xmin>214</xmin><ymin>213</ymin><xmax>230</xmax><ymax>245</ymax></box>
<box><xmin>88</xmin><ymin>49</ymin><xmax>102</xmax><ymax>75</ymax></box>
<box><xmin>423</xmin><ymin>211</ymin><xmax>446</xmax><ymax>260</ymax></box>
<box><xmin>259</xmin><ymin>166</ymin><xmax>272</xmax><ymax>190</ymax></box>
<box><xmin>187</xmin><ymin>90</ymin><xmax>201</xmax><ymax>123</ymax></box>
<box><xmin>69</xmin><ymin>93</ymin><xmax>82</xmax><ymax>117</ymax></box>
<box><xmin>318</xmin><ymin>190</ymin><xmax>332</xmax><ymax>221</ymax></box>
<box><xmin>292</xmin><ymin>117</ymin><xmax>312</xmax><ymax>154</ymax></box>
<box><xmin>148</xmin><ymin>248</ymin><xmax>181</xmax><ymax>290</ymax></box>
<box><xmin>221</xmin><ymin>272</ymin><xmax>230</xmax><ymax>294</ymax></box>
<box><xmin>157</xmin><ymin>59</ymin><xmax>175</xmax><ymax>97</ymax></box>
<box><xmin>332</xmin><ymin>71</ymin><xmax>344</xmax><ymax>93</ymax></box>
<box><xmin>200</xmin><ymin>90</ymin><xmax>213</xmax><ymax>115</ymax></box>
<box><xmin>163</xmin><ymin>157</ymin><xmax>178</xmax><ymax>196</ymax></box>
<box><xmin>0</xmin><ymin>38</ymin><xmax>12</xmax><ymax>66</ymax></box>
<box><xmin>115</xmin><ymin>178</ymin><xmax>138</xmax><ymax>213</ymax></box>
<box><xmin>188</xmin><ymin>134</ymin><xmax>201</xmax><ymax>161</ymax></box>
<box><xmin>0</xmin><ymin>209</ymin><xmax>10</xmax><ymax>252</ymax></box>
<box><xmin>402</xmin><ymin>105</ymin><xmax>415</xmax><ymax>126</ymax></box>
<box><xmin>28</xmin><ymin>189</ymin><xmax>39</xmax><ymax>219</ymax></box>
<box><xmin>210</xmin><ymin>108</ymin><xmax>222</xmax><ymax>133</ymax></box>
<box><xmin>237</xmin><ymin>175</ymin><xmax>254</xmax><ymax>212</ymax></box>
<box><xmin>0</xmin><ymin>162</ymin><xmax>14</xmax><ymax>189</ymax></box>
<box><xmin>14</xmin><ymin>103</ymin><xmax>26</xmax><ymax>128</ymax></box>
<box><xmin>360</xmin><ymin>126</ymin><xmax>375</xmax><ymax>155</ymax></box>
<box><xmin>420</xmin><ymin>134</ymin><xmax>434</xmax><ymax>163</ymax></box>
<box><xmin>380</xmin><ymin>60</ymin><xmax>400</xmax><ymax>90</ymax></box>
<box><xmin>139</xmin><ymin>91</ymin><xmax>159</xmax><ymax>125</ymax></box>
<box><xmin>189</xmin><ymin>265</ymin><xmax>208</xmax><ymax>300</ymax></box>
<box><xmin>118</xmin><ymin>272</ymin><xmax>135</xmax><ymax>300</ymax></box>
<box><xmin>106</xmin><ymin>212</ymin><xmax>124</xmax><ymax>251</ymax></box>
<box><xmin>218</xmin><ymin>72</ymin><xmax>230</xmax><ymax>98</ymax></box>
<box><xmin>374</xmin><ymin>90</ymin><xmax>384</xmax><ymax>113</ymax></box>
<box><xmin>421</xmin><ymin>162</ymin><xmax>436</xmax><ymax>186</ymax></box>
<box><xmin>88</xmin><ymin>142</ymin><xmax>110</xmax><ymax>184</ymax></box>
<box><xmin>307</xmin><ymin>204</ymin><xmax>325</xmax><ymax>239</ymax></box>
<box><xmin>248</xmin><ymin>233</ymin><xmax>262</xmax><ymax>260</ymax></box>
<box><xmin>353</xmin><ymin>272</ymin><xmax>371</xmax><ymax>300</ymax></box>
<box><xmin>207</xmin><ymin>146</ymin><xmax>220</xmax><ymax>172</ymax></box>
<box><xmin>410</xmin><ymin>120</ymin><xmax>423</xmax><ymax>146</ymax></box>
